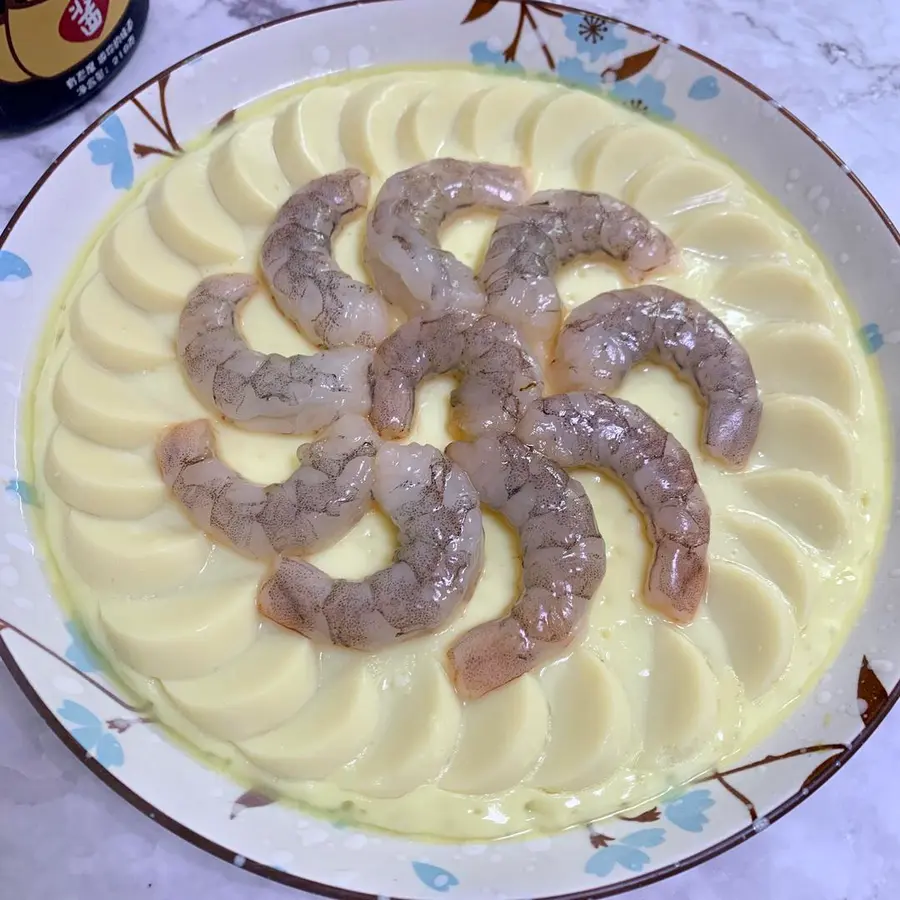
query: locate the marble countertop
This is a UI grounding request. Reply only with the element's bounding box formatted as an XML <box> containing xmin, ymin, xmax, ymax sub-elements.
<box><xmin>2</xmin><ymin>0</ymin><xmax>900</xmax><ymax>897</ymax></box>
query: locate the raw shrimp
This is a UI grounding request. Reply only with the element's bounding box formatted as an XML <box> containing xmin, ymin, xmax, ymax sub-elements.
<box><xmin>370</xmin><ymin>310</ymin><xmax>543</xmax><ymax>440</ymax></box>
<box><xmin>517</xmin><ymin>392</ymin><xmax>709</xmax><ymax>622</ymax></box>
<box><xmin>445</xmin><ymin>434</ymin><xmax>606</xmax><ymax>699</ymax></box>
<box><xmin>156</xmin><ymin>415</ymin><xmax>379</xmax><ymax>560</ymax></box>
<box><xmin>481</xmin><ymin>190</ymin><xmax>675</xmax><ymax>360</ymax></box>
<box><xmin>552</xmin><ymin>287</ymin><xmax>761</xmax><ymax>466</ymax></box>
<box><xmin>259</xmin><ymin>442</ymin><xmax>484</xmax><ymax>650</ymax></box>
<box><xmin>365</xmin><ymin>158</ymin><xmax>528</xmax><ymax>318</ymax></box>
<box><xmin>260</xmin><ymin>169</ymin><xmax>392</xmax><ymax>349</ymax></box>
<box><xmin>178</xmin><ymin>274</ymin><xmax>372</xmax><ymax>434</ymax></box>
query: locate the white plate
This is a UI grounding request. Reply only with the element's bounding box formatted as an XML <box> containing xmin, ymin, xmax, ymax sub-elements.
<box><xmin>1</xmin><ymin>2</ymin><xmax>897</xmax><ymax>897</ymax></box>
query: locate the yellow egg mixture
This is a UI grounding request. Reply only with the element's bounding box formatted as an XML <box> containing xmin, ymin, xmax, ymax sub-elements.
<box><xmin>28</xmin><ymin>66</ymin><xmax>888</xmax><ymax>840</ymax></box>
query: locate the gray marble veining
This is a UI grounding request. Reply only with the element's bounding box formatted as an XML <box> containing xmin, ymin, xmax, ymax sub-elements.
<box><xmin>2</xmin><ymin>1</ymin><xmax>900</xmax><ymax>898</ymax></box>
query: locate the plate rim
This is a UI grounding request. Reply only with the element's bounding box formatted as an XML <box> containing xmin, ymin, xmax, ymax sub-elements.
<box><xmin>2</xmin><ymin>1</ymin><xmax>899</xmax><ymax>897</ymax></box>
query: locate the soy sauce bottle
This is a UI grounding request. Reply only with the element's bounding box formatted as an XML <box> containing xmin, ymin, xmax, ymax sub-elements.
<box><xmin>0</xmin><ymin>0</ymin><xmax>150</xmax><ymax>134</ymax></box>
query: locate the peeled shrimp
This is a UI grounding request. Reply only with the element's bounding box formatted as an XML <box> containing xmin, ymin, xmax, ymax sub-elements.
<box><xmin>178</xmin><ymin>274</ymin><xmax>372</xmax><ymax>434</ymax></box>
<box><xmin>259</xmin><ymin>442</ymin><xmax>484</xmax><ymax>650</ymax></box>
<box><xmin>553</xmin><ymin>287</ymin><xmax>761</xmax><ymax>467</ymax></box>
<box><xmin>156</xmin><ymin>415</ymin><xmax>378</xmax><ymax>560</ymax></box>
<box><xmin>517</xmin><ymin>392</ymin><xmax>710</xmax><ymax>622</ymax></box>
<box><xmin>445</xmin><ymin>434</ymin><xmax>606</xmax><ymax>699</ymax></box>
<box><xmin>365</xmin><ymin>158</ymin><xmax>528</xmax><ymax>317</ymax></box>
<box><xmin>370</xmin><ymin>310</ymin><xmax>543</xmax><ymax>440</ymax></box>
<box><xmin>260</xmin><ymin>169</ymin><xmax>392</xmax><ymax>349</ymax></box>
<box><xmin>481</xmin><ymin>190</ymin><xmax>675</xmax><ymax>359</ymax></box>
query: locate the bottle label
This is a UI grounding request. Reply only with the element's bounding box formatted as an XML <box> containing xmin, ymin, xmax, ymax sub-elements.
<box><xmin>1</xmin><ymin>0</ymin><xmax>132</xmax><ymax>84</ymax></box>
<box><xmin>0</xmin><ymin>0</ymin><xmax>148</xmax><ymax>131</ymax></box>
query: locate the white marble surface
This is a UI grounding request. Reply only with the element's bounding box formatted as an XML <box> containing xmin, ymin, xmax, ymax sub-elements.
<box><xmin>2</xmin><ymin>0</ymin><xmax>900</xmax><ymax>897</ymax></box>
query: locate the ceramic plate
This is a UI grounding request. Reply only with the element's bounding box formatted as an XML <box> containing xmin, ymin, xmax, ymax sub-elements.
<box><xmin>1</xmin><ymin>2</ymin><xmax>898</xmax><ymax>897</ymax></box>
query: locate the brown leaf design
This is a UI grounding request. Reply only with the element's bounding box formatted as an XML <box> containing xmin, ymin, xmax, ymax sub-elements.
<box><xmin>131</xmin><ymin>73</ymin><xmax>182</xmax><ymax>156</ymax></box>
<box><xmin>230</xmin><ymin>788</ymin><xmax>275</xmax><ymax>820</ymax></box>
<box><xmin>710</xmin><ymin>772</ymin><xmax>757</xmax><ymax>821</ymax></box>
<box><xmin>619</xmin><ymin>807</ymin><xmax>661</xmax><ymax>823</ymax></box>
<box><xmin>603</xmin><ymin>45</ymin><xmax>660</xmax><ymax>82</ymax></box>
<box><xmin>0</xmin><ymin>618</ymin><xmax>145</xmax><ymax>712</ymax></box>
<box><xmin>133</xmin><ymin>143</ymin><xmax>176</xmax><ymax>159</ymax></box>
<box><xmin>462</xmin><ymin>0</ymin><xmax>500</xmax><ymax>23</ymax></box>
<box><xmin>105</xmin><ymin>715</ymin><xmax>155</xmax><ymax>734</ymax></box>
<box><xmin>214</xmin><ymin>109</ymin><xmax>237</xmax><ymax>132</ymax></box>
<box><xmin>858</xmin><ymin>655</ymin><xmax>889</xmax><ymax>727</ymax></box>
<box><xmin>157</xmin><ymin>72</ymin><xmax>182</xmax><ymax>153</ymax></box>
<box><xmin>531</xmin><ymin>2</ymin><xmax>564</xmax><ymax>18</ymax></box>
<box><xmin>801</xmin><ymin>752</ymin><xmax>844</xmax><ymax>793</ymax></box>
<box><xmin>590</xmin><ymin>832</ymin><xmax>614</xmax><ymax>849</ymax></box>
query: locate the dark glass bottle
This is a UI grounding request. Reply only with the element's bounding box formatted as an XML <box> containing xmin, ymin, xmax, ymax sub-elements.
<box><xmin>0</xmin><ymin>0</ymin><xmax>150</xmax><ymax>134</ymax></box>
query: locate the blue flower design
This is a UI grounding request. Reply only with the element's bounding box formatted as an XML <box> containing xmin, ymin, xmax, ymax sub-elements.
<box><xmin>412</xmin><ymin>862</ymin><xmax>459</xmax><ymax>892</ymax></box>
<box><xmin>585</xmin><ymin>829</ymin><xmax>666</xmax><ymax>878</ymax></box>
<box><xmin>556</xmin><ymin>57</ymin><xmax>602</xmax><ymax>88</ymax></box>
<box><xmin>663</xmin><ymin>789</ymin><xmax>715</xmax><ymax>832</ymax></box>
<box><xmin>860</xmin><ymin>323</ymin><xmax>883</xmax><ymax>354</ymax></box>
<box><xmin>469</xmin><ymin>40</ymin><xmax>525</xmax><ymax>73</ymax></box>
<box><xmin>64</xmin><ymin>621</ymin><xmax>101</xmax><ymax>674</ymax></box>
<box><xmin>88</xmin><ymin>114</ymin><xmax>135</xmax><ymax>190</ymax></box>
<box><xmin>5</xmin><ymin>480</ymin><xmax>37</xmax><ymax>506</ymax></box>
<box><xmin>57</xmin><ymin>700</ymin><xmax>124</xmax><ymax>767</ymax></box>
<box><xmin>562</xmin><ymin>12</ymin><xmax>627</xmax><ymax>60</ymax></box>
<box><xmin>688</xmin><ymin>75</ymin><xmax>721</xmax><ymax>101</ymax></box>
<box><xmin>0</xmin><ymin>251</ymin><xmax>32</xmax><ymax>282</ymax></box>
<box><xmin>612</xmin><ymin>75</ymin><xmax>675</xmax><ymax>121</ymax></box>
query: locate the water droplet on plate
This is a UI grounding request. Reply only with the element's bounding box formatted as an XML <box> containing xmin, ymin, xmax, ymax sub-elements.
<box><xmin>53</xmin><ymin>675</ymin><xmax>84</xmax><ymax>695</ymax></box>
<box><xmin>6</xmin><ymin>532</ymin><xmax>34</xmax><ymax>553</ymax></box>
<box><xmin>348</xmin><ymin>45</ymin><xmax>371</xmax><ymax>68</ymax></box>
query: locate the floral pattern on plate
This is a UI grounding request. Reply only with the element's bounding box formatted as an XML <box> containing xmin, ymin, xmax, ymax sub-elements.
<box><xmin>0</xmin><ymin>2</ymin><xmax>898</xmax><ymax>898</ymax></box>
